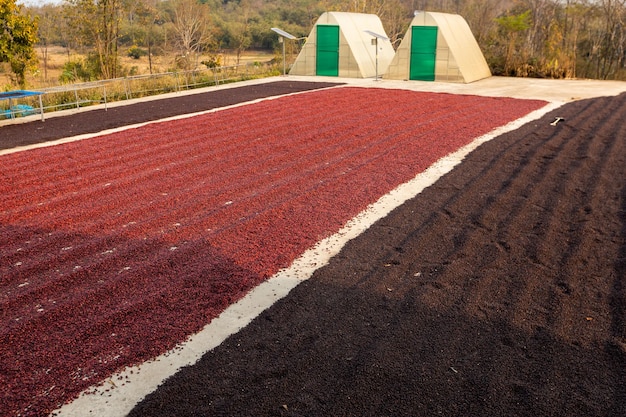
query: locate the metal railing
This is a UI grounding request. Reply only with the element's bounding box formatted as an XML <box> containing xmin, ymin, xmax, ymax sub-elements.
<box><xmin>1</xmin><ymin>61</ymin><xmax>277</xmax><ymax>119</ymax></box>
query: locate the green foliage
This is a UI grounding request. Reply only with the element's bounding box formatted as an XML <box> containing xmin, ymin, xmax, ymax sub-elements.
<box><xmin>127</xmin><ymin>45</ymin><xmax>148</xmax><ymax>59</ymax></box>
<box><xmin>491</xmin><ymin>10</ymin><xmax>534</xmax><ymax>76</ymax></box>
<box><xmin>64</xmin><ymin>0</ymin><xmax>123</xmax><ymax>79</ymax></box>
<box><xmin>0</xmin><ymin>0</ymin><xmax>39</xmax><ymax>87</ymax></box>
<box><xmin>59</xmin><ymin>59</ymin><xmax>92</xmax><ymax>83</ymax></box>
<box><xmin>201</xmin><ymin>54</ymin><xmax>222</xmax><ymax>68</ymax></box>
<box><xmin>495</xmin><ymin>10</ymin><xmax>532</xmax><ymax>33</ymax></box>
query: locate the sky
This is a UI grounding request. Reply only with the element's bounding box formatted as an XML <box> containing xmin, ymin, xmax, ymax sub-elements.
<box><xmin>19</xmin><ymin>0</ymin><xmax>63</xmax><ymax>6</ymax></box>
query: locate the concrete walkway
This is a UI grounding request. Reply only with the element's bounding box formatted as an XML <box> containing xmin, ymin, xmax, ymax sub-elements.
<box><xmin>3</xmin><ymin>75</ymin><xmax>626</xmax><ymax>128</ymax></box>
<box><xmin>287</xmin><ymin>75</ymin><xmax>626</xmax><ymax>102</ymax></box>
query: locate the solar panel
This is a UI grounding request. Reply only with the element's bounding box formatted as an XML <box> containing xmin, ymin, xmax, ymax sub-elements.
<box><xmin>363</xmin><ymin>30</ymin><xmax>389</xmax><ymax>41</ymax></box>
<box><xmin>271</xmin><ymin>28</ymin><xmax>297</xmax><ymax>40</ymax></box>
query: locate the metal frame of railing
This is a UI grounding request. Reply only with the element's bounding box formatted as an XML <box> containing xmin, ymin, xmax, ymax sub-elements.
<box><xmin>1</xmin><ymin>62</ymin><xmax>276</xmax><ymax>119</ymax></box>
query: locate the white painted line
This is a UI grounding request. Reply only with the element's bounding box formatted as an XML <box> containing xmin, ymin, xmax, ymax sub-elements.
<box><xmin>50</xmin><ymin>100</ymin><xmax>563</xmax><ymax>417</ymax></box>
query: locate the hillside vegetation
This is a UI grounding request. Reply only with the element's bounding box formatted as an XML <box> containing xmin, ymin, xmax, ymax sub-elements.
<box><xmin>12</xmin><ymin>0</ymin><xmax>626</xmax><ymax>86</ymax></box>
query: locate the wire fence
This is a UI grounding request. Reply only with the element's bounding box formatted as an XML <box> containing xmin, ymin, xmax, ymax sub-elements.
<box><xmin>1</xmin><ymin>61</ymin><xmax>277</xmax><ymax>120</ymax></box>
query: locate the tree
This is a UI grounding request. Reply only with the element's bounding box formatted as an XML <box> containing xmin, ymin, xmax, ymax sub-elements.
<box><xmin>171</xmin><ymin>0</ymin><xmax>212</xmax><ymax>70</ymax></box>
<box><xmin>120</xmin><ymin>0</ymin><xmax>163</xmax><ymax>74</ymax></box>
<box><xmin>591</xmin><ymin>0</ymin><xmax>626</xmax><ymax>79</ymax></box>
<box><xmin>378</xmin><ymin>0</ymin><xmax>411</xmax><ymax>47</ymax></box>
<box><xmin>460</xmin><ymin>0</ymin><xmax>487</xmax><ymax>41</ymax></box>
<box><xmin>227</xmin><ymin>0</ymin><xmax>253</xmax><ymax>65</ymax></box>
<box><xmin>0</xmin><ymin>0</ymin><xmax>38</xmax><ymax>88</ymax></box>
<box><xmin>495</xmin><ymin>10</ymin><xmax>532</xmax><ymax>75</ymax></box>
<box><xmin>64</xmin><ymin>0</ymin><xmax>124</xmax><ymax>79</ymax></box>
<box><xmin>20</xmin><ymin>0</ymin><xmax>626</xmax><ymax>81</ymax></box>
<box><xmin>30</xmin><ymin>3</ymin><xmax>65</xmax><ymax>83</ymax></box>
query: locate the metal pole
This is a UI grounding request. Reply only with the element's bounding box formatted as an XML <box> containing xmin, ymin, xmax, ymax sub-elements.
<box><xmin>375</xmin><ymin>38</ymin><xmax>379</xmax><ymax>80</ymax></box>
<box><xmin>38</xmin><ymin>94</ymin><xmax>44</xmax><ymax>121</ymax></box>
<box><xmin>103</xmin><ymin>85</ymin><xmax>108</xmax><ymax>111</ymax></box>
<box><xmin>282</xmin><ymin>38</ymin><xmax>286</xmax><ymax>76</ymax></box>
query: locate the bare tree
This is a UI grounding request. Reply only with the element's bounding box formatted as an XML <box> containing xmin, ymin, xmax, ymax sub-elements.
<box><xmin>461</xmin><ymin>0</ymin><xmax>502</xmax><ymax>44</ymax></box>
<box><xmin>379</xmin><ymin>0</ymin><xmax>412</xmax><ymax>47</ymax></box>
<box><xmin>125</xmin><ymin>0</ymin><xmax>162</xmax><ymax>74</ymax></box>
<box><xmin>594</xmin><ymin>0</ymin><xmax>626</xmax><ymax>78</ymax></box>
<box><xmin>33</xmin><ymin>4</ymin><xmax>59</xmax><ymax>82</ymax></box>
<box><xmin>172</xmin><ymin>0</ymin><xmax>211</xmax><ymax>70</ymax></box>
<box><xmin>223</xmin><ymin>0</ymin><xmax>253</xmax><ymax>66</ymax></box>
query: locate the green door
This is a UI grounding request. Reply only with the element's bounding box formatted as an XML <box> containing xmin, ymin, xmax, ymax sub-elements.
<box><xmin>316</xmin><ymin>25</ymin><xmax>339</xmax><ymax>76</ymax></box>
<box><xmin>410</xmin><ymin>26</ymin><xmax>438</xmax><ymax>81</ymax></box>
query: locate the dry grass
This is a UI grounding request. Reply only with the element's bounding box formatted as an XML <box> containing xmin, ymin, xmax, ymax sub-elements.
<box><xmin>4</xmin><ymin>46</ymin><xmax>276</xmax><ymax>89</ymax></box>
